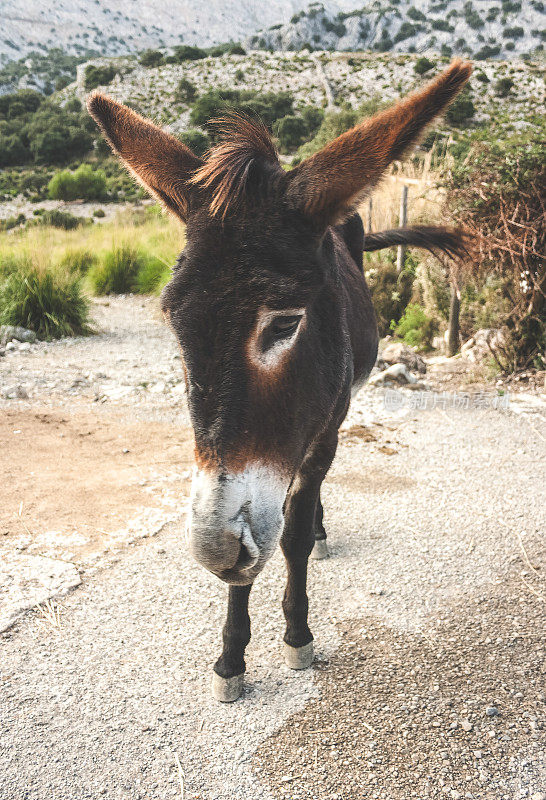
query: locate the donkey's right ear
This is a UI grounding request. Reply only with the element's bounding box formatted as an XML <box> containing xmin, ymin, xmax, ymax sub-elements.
<box><xmin>87</xmin><ymin>93</ymin><xmax>202</xmax><ymax>221</ymax></box>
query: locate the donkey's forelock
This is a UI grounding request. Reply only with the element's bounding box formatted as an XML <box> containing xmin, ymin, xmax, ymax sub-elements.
<box><xmin>190</xmin><ymin>114</ymin><xmax>283</xmax><ymax>220</ymax></box>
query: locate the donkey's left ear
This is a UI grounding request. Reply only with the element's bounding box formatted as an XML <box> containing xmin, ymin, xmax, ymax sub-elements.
<box><xmin>87</xmin><ymin>93</ymin><xmax>202</xmax><ymax>221</ymax></box>
<box><xmin>285</xmin><ymin>60</ymin><xmax>472</xmax><ymax>228</ymax></box>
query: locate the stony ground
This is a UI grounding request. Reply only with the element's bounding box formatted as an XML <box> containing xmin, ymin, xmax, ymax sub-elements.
<box><xmin>1</xmin><ymin>297</ymin><xmax>545</xmax><ymax>800</ymax></box>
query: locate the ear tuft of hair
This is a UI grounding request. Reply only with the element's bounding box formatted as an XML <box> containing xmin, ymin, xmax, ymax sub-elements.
<box><xmin>190</xmin><ymin>113</ymin><xmax>282</xmax><ymax>219</ymax></box>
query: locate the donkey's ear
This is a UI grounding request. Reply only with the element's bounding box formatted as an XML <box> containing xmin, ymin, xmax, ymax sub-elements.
<box><xmin>87</xmin><ymin>93</ymin><xmax>202</xmax><ymax>221</ymax></box>
<box><xmin>285</xmin><ymin>60</ymin><xmax>472</xmax><ymax>227</ymax></box>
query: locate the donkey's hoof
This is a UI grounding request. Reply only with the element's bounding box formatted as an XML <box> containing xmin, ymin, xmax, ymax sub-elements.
<box><xmin>211</xmin><ymin>671</ymin><xmax>244</xmax><ymax>702</ymax></box>
<box><xmin>311</xmin><ymin>539</ymin><xmax>329</xmax><ymax>560</ymax></box>
<box><xmin>284</xmin><ymin>641</ymin><xmax>314</xmax><ymax>670</ymax></box>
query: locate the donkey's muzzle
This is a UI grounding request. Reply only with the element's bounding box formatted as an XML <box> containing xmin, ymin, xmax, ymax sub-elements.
<box><xmin>187</xmin><ymin>466</ymin><xmax>287</xmax><ymax>584</ymax></box>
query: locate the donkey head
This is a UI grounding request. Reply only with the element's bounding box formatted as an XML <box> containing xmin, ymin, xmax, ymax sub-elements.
<box><xmin>88</xmin><ymin>60</ymin><xmax>471</xmax><ymax>584</ymax></box>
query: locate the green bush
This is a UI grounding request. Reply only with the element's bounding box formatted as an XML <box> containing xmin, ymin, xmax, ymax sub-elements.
<box><xmin>172</xmin><ymin>45</ymin><xmax>207</xmax><ymax>62</ymax></box>
<box><xmin>494</xmin><ymin>77</ymin><xmax>514</xmax><ymax>97</ymax></box>
<box><xmin>39</xmin><ymin>209</ymin><xmax>86</xmax><ymax>230</ymax></box>
<box><xmin>0</xmin><ymin>134</ymin><xmax>30</xmax><ymax>167</ymax></box>
<box><xmin>48</xmin><ymin>164</ymin><xmax>107</xmax><ymax>201</ymax></box>
<box><xmin>84</xmin><ymin>64</ymin><xmax>117</xmax><ymax>90</ymax></box>
<box><xmin>190</xmin><ymin>89</ymin><xmax>293</xmax><ymax>134</ymax></box>
<box><xmin>415</xmin><ymin>57</ymin><xmax>435</xmax><ymax>75</ymax></box>
<box><xmin>274</xmin><ymin>115</ymin><xmax>309</xmax><ymax>152</ymax></box>
<box><xmin>445</xmin><ymin>89</ymin><xmax>475</xmax><ymax>125</ymax></box>
<box><xmin>0</xmin><ymin>261</ymin><xmax>90</xmax><ymax>339</ymax></box>
<box><xmin>393</xmin><ymin>303</ymin><xmax>437</xmax><ymax>350</ymax></box>
<box><xmin>139</xmin><ymin>50</ymin><xmax>164</xmax><ymax>68</ymax></box>
<box><xmin>174</xmin><ymin>78</ymin><xmax>197</xmax><ymax>104</ymax></box>
<box><xmin>88</xmin><ymin>245</ymin><xmax>142</xmax><ymax>294</ymax></box>
<box><xmin>179</xmin><ymin>129</ymin><xmax>210</xmax><ymax>157</ymax></box>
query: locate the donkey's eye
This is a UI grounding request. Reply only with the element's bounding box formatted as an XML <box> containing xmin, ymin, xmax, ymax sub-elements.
<box><xmin>269</xmin><ymin>315</ymin><xmax>301</xmax><ymax>341</ymax></box>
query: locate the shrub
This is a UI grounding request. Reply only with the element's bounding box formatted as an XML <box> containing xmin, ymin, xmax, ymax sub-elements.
<box><xmin>88</xmin><ymin>245</ymin><xmax>142</xmax><ymax>294</ymax></box>
<box><xmin>84</xmin><ymin>64</ymin><xmax>117</xmax><ymax>90</ymax></box>
<box><xmin>39</xmin><ymin>209</ymin><xmax>86</xmax><ymax>230</ymax></box>
<box><xmin>0</xmin><ymin>261</ymin><xmax>90</xmax><ymax>339</ymax></box>
<box><xmin>0</xmin><ymin>134</ymin><xmax>30</xmax><ymax>167</ymax></box>
<box><xmin>474</xmin><ymin>44</ymin><xmax>501</xmax><ymax>59</ymax></box>
<box><xmin>444</xmin><ymin>123</ymin><xmax>546</xmax><ymax>371</ymax></box>
<box><xmin>174</xmin><ymin>78</ymin><xmax>197</xmax><ymax>103</ymax></box>
<box><xmin>494</xmin><ymin>77</ymin><xmax>514</xmax><ymax>97</ymax></box>
<box><xmin>445</xmin><ymin>89</ymin><xmax>475</xmax><ymax>125</ymax></box>
<box><xmin>93</xmin><ymin>208</ymin><xmax>105</xmax><ymax>218</ymax></box>
<box><xmin>415</xmin><ymin>57</ymin><xmax>435</xmax><ymax>75</ymax></box>
<box><xmin>190</xmin><ymin>89</ymin><xmax>293</xmax><ymax>134</ymax></box>
<box><xmin>274</xmin><ymin>115</ymin><xmax>309</xmax><ymax>151</ymax></box>
<box><xmin>408</xmin><ymin>6</ymin><xmax>426</xmax><ymax>21</ymax></box>
<box><xmin>503</xmin><ymin>25</ymin><xmax>524</xmax><ymax>37</ymax></box>
<box><xmin>48</xmin><ymin>164</ymin><xmax>107</xmax><ymax>201</ymax></box>
<box><xmin>393</xmin><ymin>303</ymin><xmax>437</xmax><ymax>350</ymax></box>
<box><xmin>172</xmin><ymin>45</ymin><xmax>207</xmax><ymax>62</ymax></box>
<box><xmin>179</xmin><ymin>129</ymin><xmax>210</xmax><ymax>157</ymax></box>
<box><xmin>139</xmin><ymin>49</ymin><xmax>164</xmax><ymax>68</ymax></box>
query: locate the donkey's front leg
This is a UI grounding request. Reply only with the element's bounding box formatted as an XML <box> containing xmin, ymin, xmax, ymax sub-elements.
<box><xmin>212</xmin><ymin>583</ymin><xmax>252</xmax><ymax>702</ymax></box>
<box><xmin>281</xmin><ymin>431</ymin><xmax>337</xmax><ymax>669</ymax></box>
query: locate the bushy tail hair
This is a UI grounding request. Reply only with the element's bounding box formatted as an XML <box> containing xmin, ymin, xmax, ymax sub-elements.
<box><xmin>363</xmin><ymin>225</ymin><xmax>470</xmax><ymax>260</ymax></box>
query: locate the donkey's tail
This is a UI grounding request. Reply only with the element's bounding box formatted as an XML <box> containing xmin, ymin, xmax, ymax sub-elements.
<box><xmin>362</xmin><ymin>225</ymin><xmax>470</xmax><ymax>260</ymax></box>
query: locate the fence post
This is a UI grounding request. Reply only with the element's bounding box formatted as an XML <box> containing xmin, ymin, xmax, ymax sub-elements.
<box><xmin>366</xmin><ymin>196</ymin><xmax>373</xmax><ymax>234</ymax></box>
<box><xmin>396</xmin><ymin>184</ymin><xmax>408</xmax><ymax>273</ymax></box>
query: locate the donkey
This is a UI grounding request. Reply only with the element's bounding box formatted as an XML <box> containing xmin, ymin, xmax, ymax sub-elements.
<box><xmin>88</xmin><ymin>59</ymin><xmax>471</xmax><ymax>701</ymax></box>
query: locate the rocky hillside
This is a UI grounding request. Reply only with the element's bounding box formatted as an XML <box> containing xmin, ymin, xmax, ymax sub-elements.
<box><xmin>0</xmin><ymin>0</ymin><xmax>360</xmax><ymax>66</ymax></box>
<box><xmin>61</xmin><ymin>50</ymin><xmax>544</xmax><ymax>136</ymax></box>
<box><xmin>248</xmin><ymin>0</ymin><xmax>546</xmax><ymax>60</ymax></box>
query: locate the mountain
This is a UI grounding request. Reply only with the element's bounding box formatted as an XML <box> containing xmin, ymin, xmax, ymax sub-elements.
<box><xmin>0</xmin><ymin>0</ymin><xmax>361</xmax><ymax>65</ymax></box>
<box><xmin>247</xmin><ymin>0</ymin><xmax>546</xmax><ymax>60</ymax></box>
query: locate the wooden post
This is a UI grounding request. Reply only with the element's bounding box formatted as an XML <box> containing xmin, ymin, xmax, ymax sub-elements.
<box><xmin>396</xmin><ymin>184</ymin><xmax>408</xmax><ymax>273</ymax></box>
<box><xmin>366</xmin><ymin>196</ymin><xmax>373</xmax><ymax>234</ymax></box>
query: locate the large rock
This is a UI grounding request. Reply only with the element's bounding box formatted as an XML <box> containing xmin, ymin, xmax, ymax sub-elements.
<box><xmin>369</xmin><ymin>363</ymin><xmax>419</xmax><ymax>386</ymax></box>
<box><xmin>0</xmin><ymin>325</ymin><xmax>37</xmax><ymax>345</ymax></box>
<box><xmin>461</xmin><ymin>329</ymin><xmax>505</xmax><ymax>363</ymax></box>
<box><xmin>380</xmin><ymin>342</ymin><xmax>427</xmax><ymax>374</ymax></box>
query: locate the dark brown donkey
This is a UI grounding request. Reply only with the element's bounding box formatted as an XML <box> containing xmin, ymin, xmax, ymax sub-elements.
<box><xmin>88</xmin><ymin>60</ymin><xmax>471</xmax><ymax>701</ymax></box>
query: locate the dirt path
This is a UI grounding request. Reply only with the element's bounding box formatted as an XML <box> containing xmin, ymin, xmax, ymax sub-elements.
<box><xmin>1</xmin><ymin>298</ymin><xmax>545</xmax><ymax>799</ymax></box>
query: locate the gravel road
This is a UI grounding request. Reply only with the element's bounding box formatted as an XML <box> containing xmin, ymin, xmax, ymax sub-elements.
<box><xmin>1</xmin><ymin>297</ymin><xmax>545</xmax><ymax>800</ymax></box>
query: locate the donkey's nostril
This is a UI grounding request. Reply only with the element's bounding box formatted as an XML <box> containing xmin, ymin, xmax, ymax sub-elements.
<box><xmin>235</xmin><ymin>541</ymin><xmax>255</xmax><ymax>570</ymax></box>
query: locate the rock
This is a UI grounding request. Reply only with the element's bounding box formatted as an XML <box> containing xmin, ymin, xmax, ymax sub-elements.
<box><xmin>485</xmin><ymin>706</ymin><xmax>499</xmax><ymax>717</ymax></box>
<box><xmin>461</xmin><ymin>329</ymin><xmax>505</xmax><ymax>363</ymax></box>
<box><xmin>369</xmin><ymin>363</ymin><xmax>418</xmax><ymax>386</ymax></box>
<box><xmin>461</xmin><ymin>720</ymin><xmax>473</xmax><ymax>732</ymax></box>
<box><xmin>0</xmin><ymin>325</ymin><xmax>36</xmax><ymax>345</ymax></box>
<box><xmin>5</xmin><ymin>341</ymin><xmax>16</xmax><ymax>352</ymax></box>
<box><xmin>381</xmin><ymin>342</ymin><xmax>427</xmax><ymax>374</ymax></box>
<box><xmin>2</xmin><ymin>385</ymin><xmax>28</xmax><ymax>399</ymax></box>
<box><xmin>18</xmin><ymin>342</ymin><xmax>31</xmax><ymax>353</ymax></box>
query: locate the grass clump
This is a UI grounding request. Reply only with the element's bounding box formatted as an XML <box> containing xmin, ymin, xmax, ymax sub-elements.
<box><xmin>0</xmin><ymin>257</ymin><xmax>90</xmax><ymax>339</ymax></box>
<box><xmin>59</xmin><ymin>248</ymin><xmax>97</xmax><ymax>274</ymax></box>
<box><xmin>88</xmin><ymin>244</ymin><xmax>142</xmax><ymax>295</ymax></box>
<box><xmin>134</xmin><ymin>255</ymin><xmax>170</xmax><ymax>294</ymax></box>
